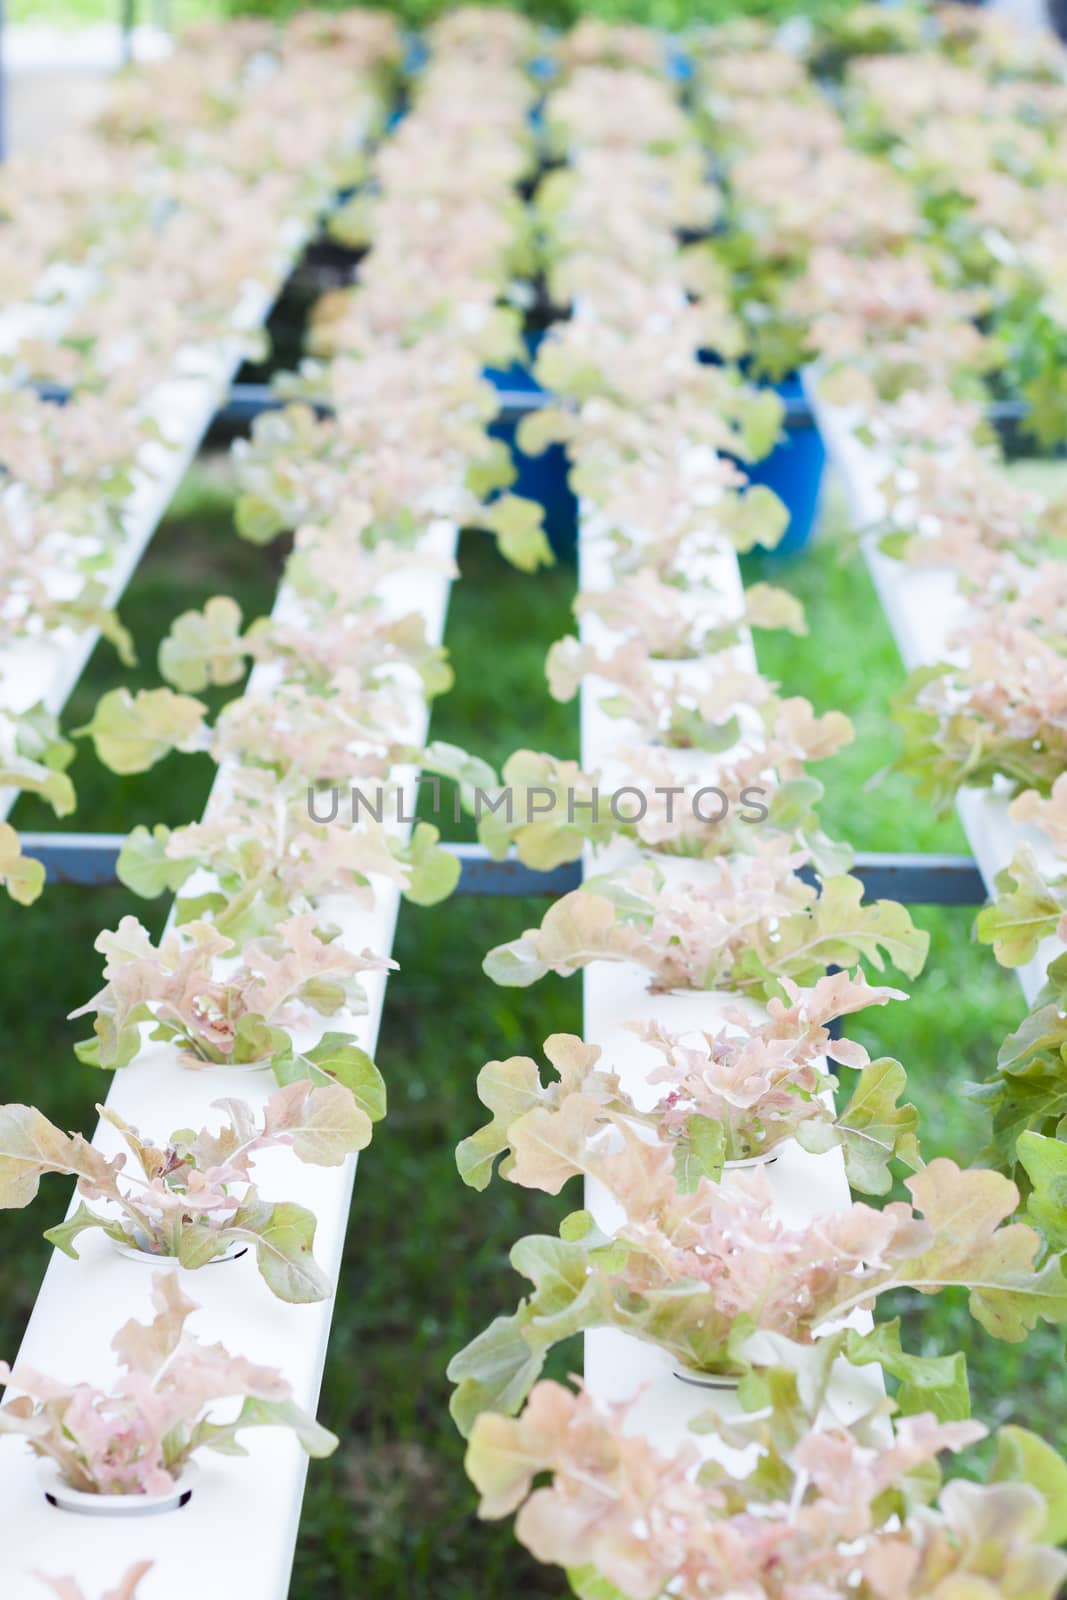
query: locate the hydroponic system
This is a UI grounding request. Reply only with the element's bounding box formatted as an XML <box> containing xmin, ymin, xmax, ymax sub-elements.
<box><xmin>1</xmin><ymin>5</ymin><xmax>1067</xmax><ymax>1597</ymax></box>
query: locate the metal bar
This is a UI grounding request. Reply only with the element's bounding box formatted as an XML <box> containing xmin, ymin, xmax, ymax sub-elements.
<box><xmin>28</xmin><ymin>374</ymin><xmax>1027</xmax><ymax>441</ymax></box>
<box><xmin>17</xmin><ymin>833</ymin><xmax>989</xmax><ymax>903</ymax></box>
<box><xmin>20</xmin><ymin>376</ymin><xmax>863</xmax><ymax>433</ymax></box>
<box><xmin>19</xmin><ymin>832</ymin><xmax>127</xmax><ymax>885</ymax></box>
<box><xmin>449</xmin><ymin>841</ymin><xmax>581</xmax><ymax>897</ymax></box>
<box><xmin>781</xmin><ymin>391</ymin><xmax>815</xmax><ymax>428</ymax></box>
<box><xmin>43</xmin><ymin>376</ymin><xmax>1015</xmax><ymax>437</ymax></box>
<box><xmin>839</xmin><ymin>850</ymin><xmax>986</xmax><ymax>906</ymax></box>
<box><xmin>211</xmin><ymin>380</ymin><xmax>549</xmax><ymax>433</ymax></box>
<box><xmin>798</xmin><ymin>851</ymin><xmax>986</xmax><ymax>907</ymax></box>
<box><xmin>781</xmin><ymin>392</ymin><xmax>1030</xmax><ymax>430</ymax></box>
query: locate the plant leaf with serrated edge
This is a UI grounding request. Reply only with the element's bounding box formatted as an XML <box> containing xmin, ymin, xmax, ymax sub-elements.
<box><xmin>976</xmin><ymin>850</ymin><xmax>1067</xmax><ymax>968</ymax></box>
<box><xmin>480</xmin><ymin>494</ymin><xmax>555</xmax><ymax>572</ymax></box>
<box><xmin>0</xmin><ymin>1104</ymin><xmax>118</xmax><ymax>1210</ymax></box>
<box><xmin>843</xmin><ymin>1318</ymin><xmax>970</xmax><ymax>1422</ymax></box>
<box><xmin>225</xmin><ymin>1197</ymin><xmax>332</xmax><ymax>1303</ymax></box>
<box><xmin>43</xmin><ymin>1201</ymin><xmax>127</xmax><ymax>1259</ymax></box>
<box><xmin>158</xmin><ymin>595</ymin><xmax>248</xmax><ymax>692</ymax></box>
<box><xmin>116</xmin><ymin>824</ymin><xmax>195</xmax><ymax>900</ymax></box>
<box><xmin>76</xmin><ymin>687</ymin><xmax>206</xmax><ymax>775</ymax></box>
<box><xmin>400</xmin><ymin>821</ymin><xmax>460</xmax><ymax>907</ymax></box>
<box><xmin>235</xmin><ymin>493</ymin><xmax>288</xmax><ymax>545</ymax></box>
<box><xmin>278</xmin><ymin>1032</ymin><xmax>386</xmax><ymax>1128</ymax></box>
<box><xmin>1018</xmin><ymin>1132</ymin><xmax>1067</xmax><ymax>1252</ymax></box>
<box><xmin>817</xmin><ymin>1056</ymin><xmax>920</xmax><ymax>1195</ymax></box>
<box><xmin>991</xmin><ymin>1424</ymin><xmax>1067</xmax><ymax>1543</ymax></box>
<box><xmin>0</xmin><ymin>824</ymin><xmax>45</xmax><ymax>907</ymax></box>
<box><xmin>837</xmin><ymin>1160</ymin><xmax>1067</xmax><ymax>1342</ymax></box>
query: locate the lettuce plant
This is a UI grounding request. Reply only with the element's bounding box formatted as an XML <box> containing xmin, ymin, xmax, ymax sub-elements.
<box><xmin>1013</xmin><ymin>776</ymin><xmax>1067</xmax><ymax>858</ymax></box>
<box><xmin>892</xmin><ymin>624</ymin><xmax>1067</xmax><ymax>813</ymax></box>
<box><xmin>969</xmin><ymin>952</ymin><xmax>1067</xmax><ymax>1174</ymax></box>
<box><xmin>873</xmin><ymin>420</ymin><xmax>1059</xmax><ymax>570</ymax></box>
<box><xmin>77</xmin><ymin>677</ymin><xmax>416</xmax><ymax>786</ymax></box>
<box><xmin>457</xmin><ymin>971</ymin><xmax>919</xmax><ymax>1195</ymax></box>
<box><xmin>116</xmin><ymin>768</ymin><xmax>459</xmax><ymax>949</ymax></box>
<box><xmin>0</xmin><ymin>705</ymin><xmax>75</xmax><ymax>821</ymax></box>
<box><xmin>0</xmin><ymin>1079</ymin><xmax>373</xmax><ymax>1300</ymax></box>
<box><xmin>465</xmin><ymin>1378</ymin><xmax>1067</xmax><ymax>1600</ymax></box>
<box><xmin>796</xmin><ymin>243</ymin><xmax>993</xmax><ymax>407</ymax></box>
<box><xmin>580</xmin><ymin>478</ymin><xmax>792</xmax><ymax>583</ymax></box>
<box><xmin>523</xmin><ymin>332</ymin><xmax>784</xmax><ymax>472</ymax></box>
<box><xmin>483</xmin><ymin>845</ymin><xmax>929</xmax><ymax>1000</ymax></box>
<box><xmin>546</xmin><ymin>643</ymin><xmax>854</xmax><ymax>759</ymax></box>
<box><xmin>570</xmin><ymin>572</ymin><xmax>806</xmax><ymax>660</ymax></box>
<box><xmin>0</xmin><ymin>823</ymin><xmax>45</xmax><ymax>909</ymax></box>
<box><xmin>232</xmin><ymin>394</ymin><xmax>551</xmax><ymax>574</ymax></box>
<box><xmin>36</xmin><ymin>1565</ymin><xmax>152</xmax><ymax>1600</ymax></box>
<box><xmin>448</xmin><ymin>1140</ymin><xmax>1067</xmax><ymax>1431</ymax></box>
<box><xmin>70</xmin><ymin>911</ymin><xmax>391</xmax><ymax>1092</ymax></box>
<box><xmin>476</xmin><ymin>747</ymin><xmax>845</xmax><ymax>873</ymax></box>
<box><xmin>975</xmin><ymin>849</ymin><xmax>1067</xmax><ymax>970</ymax></box>
<box><xmin>78</xmin><ymin>669</ymin><xmax>491</xmax><ymax>802</ymax></box>
<box><xmin>0</xmin><ymin>1272</ymin><xmax>336</xmax><ymax>1494</ymax></box>
<box><xmin>158</xmin><ymin>593</ymin><xmax>453</xmax><ymax>700</ymax></box>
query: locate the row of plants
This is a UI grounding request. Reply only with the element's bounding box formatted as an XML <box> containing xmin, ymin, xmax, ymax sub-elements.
<box><xmin>835</xmin><ymin>15</ymin><xmax>1067</xmax><ymax>446</ymax></box>
<box><xmin>0</xmin><ymin>10</ymin><xmax>402</xmax><ymax>899</ymax></box>
<box><xmin>0</xmin><ymin>14</ymin><xmax>556</xmax><ymax>1596</ymax></box>
<box><xmin>703</xmin><ymin>20</ymin><xmax>1067</xmax><ymax>1260</ymax></box>
<box><xmin>439</xmin><ymin>22</ymin><xmax>1067</xmax><ymax>1600</ymax></box>
<box><xmin>696</xmin><ymin>6</ymin><xmax>1067</xmax><ymax>448</ymax></box>
<box><xmin>6</xmin><ymin>6</ymin><xmax>1067</xmax><ymax>1592</ymax></box>
<box><xmin>833</xmin><ymin>36</ymin><xmax>1067</xmax><ymax>1291</ymax></box>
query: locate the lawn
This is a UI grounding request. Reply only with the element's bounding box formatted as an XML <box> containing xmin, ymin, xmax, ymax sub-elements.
<box><xmin>1</xmin><ymin>450</ymin><xmax>1057</xmax><ymax>1595</ymax></box>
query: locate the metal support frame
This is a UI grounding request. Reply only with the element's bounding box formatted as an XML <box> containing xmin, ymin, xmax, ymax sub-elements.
<box><xmin>17</xmin><ymin>833</ymin><xmax>987</xmax><ymax>903</ymax></box>
<box><xmin>211</xmin><ymin>381</ymin><xmax>549</xmax><ymax>433</ymax></box>
<box><xmin>12</xmin><ymin>235</ymin><xmax>1008</xmax><ymax>919</ymax></box>
<box><xmin>156</xmin><ymin>381</ymin><xmax>1042</xmax><ymax>437</ymax></box>
<box><xmin>32</xmin><ymin>371</ymin><xmax>1029</xmax><ymax>445</ymax></box>
<box><xmin>34</xmin><ymin>380</ymin><xmax>549</xmax><ymax>432</ymax></box>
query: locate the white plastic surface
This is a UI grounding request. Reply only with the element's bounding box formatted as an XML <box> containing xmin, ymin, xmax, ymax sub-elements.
<box><xmin>0</xmin><ymin>497</ymin><xmax>456</xmax><ymax>1595</ymax></box>
<box><xmin>576</xmin><ymin>495</ymin><xmax>881</xmax><ymax>1457</ymax></box>
<box><xmin>0</xmin><ymin>119</ymin><xmax>373</xmax><ymax>823</ymax></box>
<box><xmin>4</xmin><ymin>24</ymin><xmax>173</xmax><ymax>74</ymax></box>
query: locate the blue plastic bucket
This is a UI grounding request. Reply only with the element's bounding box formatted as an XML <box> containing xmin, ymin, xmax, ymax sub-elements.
<box><xmin>485</xmin><ymin>358</ymin><xmax>578</xmax><ymax>560</ymax></box>
<box><xmin>747</xmin><ymin>372</ymin><xmax>826</xmax><ymax>555</ymax></box>
<box><xmin>481</xmin><ymin>363</ymin><xmax>823</xmax><ymax>562</ymax></box>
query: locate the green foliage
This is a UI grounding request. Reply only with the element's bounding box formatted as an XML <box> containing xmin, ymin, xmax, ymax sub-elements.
<box><xmin>995</xmin><ymin>302</ymin><xmax>1067</xmax><ymax>454</ymax></box>
<box><xmin>843</xmin><ymin>1318</ymin><xmax>970</xmax><ymax>1423</ymax></box>
<box><xmin>969</xmin><ymin>955</ymin><xmax>1067</xmax><ymax>1175</ymax></box>
<box><xmin>218</xmin><ymin>0</ymin><xmax>853</xmax><ymax>31</ymax></box>
<box><xmin>3</xmin><ymin>461</ymin><xmax>1065</xmax><ymax>1591</ymax></box>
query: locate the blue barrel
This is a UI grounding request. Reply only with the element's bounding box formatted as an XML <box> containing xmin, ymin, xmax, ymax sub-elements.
<box><xmin>485</xmin><ymin>358</ymin><xmax>578</xmax><ymax>561</ymax></box>
<box><xmin>482</xmin><ymin>362</ymin><xmax>823</xmax><ymax>562</ymax></box>
<box><xmin>746</xmin><ymin>372</ymin><xmax>826</xmax><ymax>555</ymax></box>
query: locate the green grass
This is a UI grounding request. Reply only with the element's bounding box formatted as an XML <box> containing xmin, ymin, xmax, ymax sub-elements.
<box><xmin>0</xmin><ymin>461</ymin><xmax>1061</xmax><ymax>1596</ymax></box>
